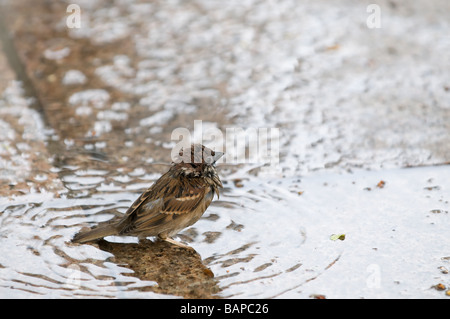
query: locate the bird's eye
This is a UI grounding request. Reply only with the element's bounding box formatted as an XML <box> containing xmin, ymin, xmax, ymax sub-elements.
<box><xmin>205</xmin><ymin>156</ymin><xmax>213</xmax><ymax>164</ymax></box>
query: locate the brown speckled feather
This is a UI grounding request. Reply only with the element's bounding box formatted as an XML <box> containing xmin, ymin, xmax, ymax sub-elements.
<box><xmin>118</xmin><ymin>168</ymin><xmax>215</xmax><ymax>237</ymax></box>
<box><xmin>72</xmin><ymin>144</ymin><xmax>223</xmax><ymax>245</ymax></box>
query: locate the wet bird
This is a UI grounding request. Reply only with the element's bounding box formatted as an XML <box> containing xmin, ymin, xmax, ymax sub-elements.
<box><xmin>72</xmin><ymin>144</ymin><xmax>223</xmax><ymax>249</ymax></box>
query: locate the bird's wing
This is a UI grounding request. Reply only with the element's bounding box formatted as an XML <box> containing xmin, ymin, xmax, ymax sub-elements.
<box><xmin>118</xmin><ymin>173</ymin><xmax>210</xmax><ymax>235</ymax></box>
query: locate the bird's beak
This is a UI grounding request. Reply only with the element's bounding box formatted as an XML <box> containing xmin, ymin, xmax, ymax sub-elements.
<box><xmin>213</xmin><ymin>151</ymin><xmax>224</xmax><ymax>163</ymax></box>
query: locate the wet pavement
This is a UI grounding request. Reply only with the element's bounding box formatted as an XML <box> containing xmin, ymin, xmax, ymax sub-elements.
<box><xmin>0</xmin><ymin>0</ymin><xmax>449</xmax><ymax>298</ymax></box>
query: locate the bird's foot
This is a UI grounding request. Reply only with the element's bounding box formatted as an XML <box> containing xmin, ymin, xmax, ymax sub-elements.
<box><xmin>162</xmin><ymin>237</ymin><xmax>194</xmax><ymax>250</ymax></box>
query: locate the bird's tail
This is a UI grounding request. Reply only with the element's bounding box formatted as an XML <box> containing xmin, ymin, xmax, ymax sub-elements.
<box><xmin>72</xmin><ymin>224</ymin><xmax>118</xmax><ymax>243</ymax></box>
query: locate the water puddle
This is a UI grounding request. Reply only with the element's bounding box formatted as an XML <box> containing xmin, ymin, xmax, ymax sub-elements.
<box><xmin>1</xmin><ymin>163</ymin><xmax>449</xmax><ymax>298</ymax></box>
<box><xmin>0</xmin><ymin>0</ymin><xmax>449</xmax><ymax>299</ymax></box>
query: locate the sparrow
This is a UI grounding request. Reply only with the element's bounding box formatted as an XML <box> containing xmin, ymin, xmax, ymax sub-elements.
<box><xmin>72</xmin><ymin>144</ymin><xmax>224</xmax><ymax>249</ymax></box>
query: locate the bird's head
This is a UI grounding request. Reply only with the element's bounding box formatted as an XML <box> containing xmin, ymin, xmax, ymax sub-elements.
<box><xmin>173</xmin><ymin>144</ymin><xmax>224</xmax><ymax>178</ymax></box>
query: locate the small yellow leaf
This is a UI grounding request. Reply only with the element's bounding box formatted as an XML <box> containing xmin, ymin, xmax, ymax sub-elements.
<box><xmin>330</xmin><ymin>233</ymin><xmax>346</xmax><ymax>241</ymax></box>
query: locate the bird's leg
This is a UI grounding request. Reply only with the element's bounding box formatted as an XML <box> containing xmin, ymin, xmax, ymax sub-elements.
<box><xmin>159</xmin><ymin>235</ymin><xmax>193</xmax><ymax>250</ymax></box>
<box><xmin>165</xmin><ymin>237</ymin><xmax>192</xmax><ymax>249</ymax></box>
